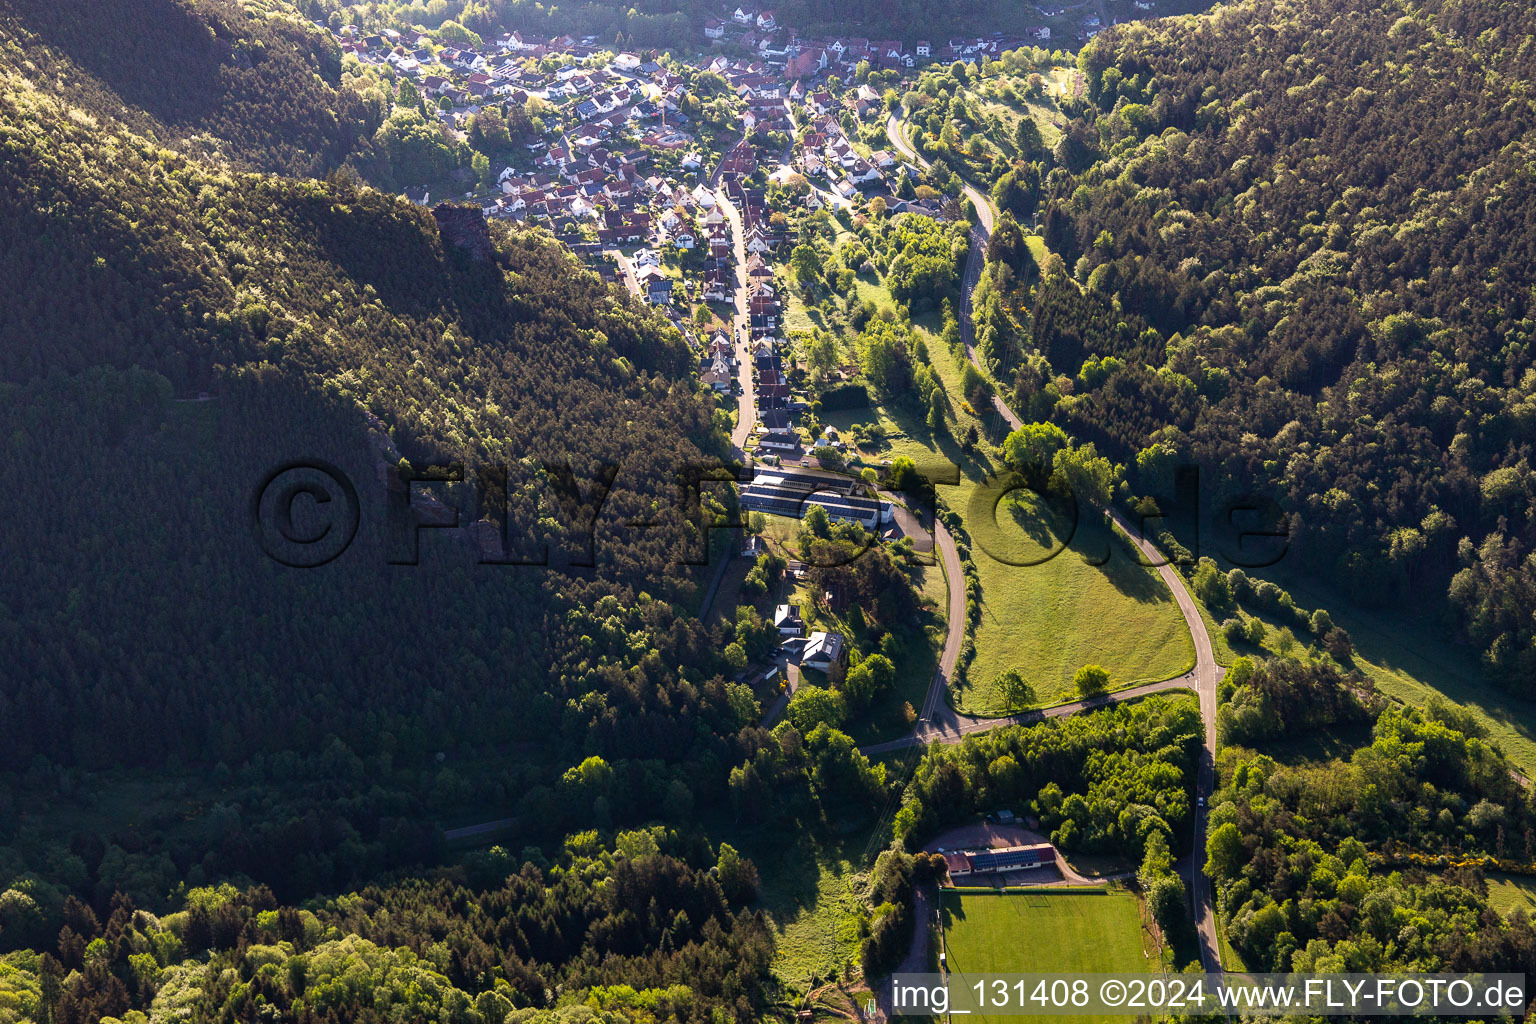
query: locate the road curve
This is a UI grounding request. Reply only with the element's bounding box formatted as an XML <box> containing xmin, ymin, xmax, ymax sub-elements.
<box><xmin>880</xmin><ymin>504</ymin><xmax>966</xmax><ymax>726</ymax></box>
<box><xmin>875</xmin><ymin>107</ymin><xmax>1224</xmax><ymax>975</ymax></box>
<box><xmin>885</xmin><ymin>111</ymin><xmax>995</xmax><ymax>235</ymax></box>
<box><xmin>865</xmin><ymin>503</ymin><xmax>1224</xmax><ymax>973</ymax></box>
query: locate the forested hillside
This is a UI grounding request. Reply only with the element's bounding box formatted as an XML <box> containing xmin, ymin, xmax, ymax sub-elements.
<box><xmin>1024</xmin><ymin>0</ymin><xmax>1536</xmax><ymax>688</ymax></box>
<box><xmin>296</xmin><ymin>0</ymin><xmax>1027</xmax><ymax>52</ymax></box>
<box><xmin>0</xmin><ymin>0</ymin><xmax>775</xmax><ymax>944</ymax></box>
<box><xmin>1211</xmin><ymin>663</ymin><xmax>1536</xmax><ymax>975</ymax></box>
<box><xmin>0</xmin><ymin>830</ymin><xmax>775</xmax><ymax>1022</ymax></box>
<box><xmin>0</xmin><ymin>0</ymin><xmax>380</xmax><ymax>176</ymax></box>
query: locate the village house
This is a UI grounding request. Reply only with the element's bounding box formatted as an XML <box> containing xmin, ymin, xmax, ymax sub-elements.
<box><xmin>758</xmin><ymin>429</ymin><xmax>801</xmax><ymax>452</ymax></box>
<box><xmin>701</xmin><ymin>353</ymin><xmax>734</xmax><ymax>390</ymax></box>
<box><xmin>719</xmin><ymin>140</ymin><xmax>758</xmax><ymax>176</ymax></box>
<box><xmin>703</xmin><ymin>269</ymin><xmax>733</xmax><ymax>302</ymax></box>
<box><xmin>800</xmin><ymin>631</ymin><xmax>845</xmax><ymax>671</ymax></box>
<box><xmin>638</xmin><ymin>266</ymin><xmax>674</xmax><ymax>304</ymax></box>
<box><xmin>774</xmin><ymin>604</ymin><xmax>804</xmax><ymax>637</ymax></box>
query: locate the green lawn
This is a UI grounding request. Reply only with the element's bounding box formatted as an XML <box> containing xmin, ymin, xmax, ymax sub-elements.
<box><xmin>784</xmin><ymin>271</ymin><xmax>901</xmax><ymax>337</ymax></box>
<box><xmin>950</xmin><ymin>480</ymin><xmax>1193</xmax><ymax>714</ymax></box>
<box><xmin>915</xmin><ymin>320</ymin><xmax>997</xmax><ymax>443</ymax></box>
<box><xmin>967</xmin><ymin>79</ymin><xmax>1067</xmax><ymax>153</ymax></box>
<box><xmin>808</xmin><ymin>337</ymin><xmax>1191</xmax><ymax>715</ymax></box>
<box><xmin>748</xmin><ymin>830</ymin><xmax>873</xmax><ymax>988</ymax></box>
<box><xmin>1486</xmin><ymin>873</ymin><xmax>1536</xmax><ymax>919</ymax></box>
<box><xmin>941</xmin><ymin>889</ymin><xmax>1153</xmax><ymax>1023</ymax></box>
<box><xmin>1332</xmin><ymin>614</ymin><xmax>1536</xmax><ymax>777</ymax></box>
<box><xmin>816</xmin><ymin>333</ymin><xmax>993</xmax><ymax>481</ymax></box>
<box><xmin>1217</xmin><ymin>911</ymin><xmax>1251</xmax><ymax>973</ymax></box>
<box><xmin>916</xmin><ymin>558</ymin><xmax>948</xmax><ymax>623</ymax></box>
<box><xmin>820</xmin><ymin>403</ymin><xmax>952</xmax><ymax>471</ymax></box>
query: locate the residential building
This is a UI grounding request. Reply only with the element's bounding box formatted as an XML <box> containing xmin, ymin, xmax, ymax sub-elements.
<box><xmin>774</xmin><ymin>604</ymin><xmax>804</xmax><ymax>637</ymax></box>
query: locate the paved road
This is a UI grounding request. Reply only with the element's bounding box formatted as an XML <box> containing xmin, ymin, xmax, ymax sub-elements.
<box><xmin>697</xmin><ymin>528</ymin><xmax>740</xmax><ymax>621</ymax></box>
<box><xmin>885</xmin><ymin>111</ymin><xmax>995</xmax><ymax>234</ymax></box>
<box><xmin>443</xmin><ymin>817</ymin><xmax>515</xmax><ymax>841</ymax></box>
<box><xmin>707</xmin><ymin>131</ymin><xmax>740</xmax><ymax>187</ymax></box>
<box><xmin>873</xmin><ymin>106</ymin><xmax>1227</xmax><ymax>976</ymax></box>
<box><xmin>1106</xmin><ymin>504</ymin><xmax>1223</xmax><ymax>975</ymax></box>
<box><xmin>920</xmin><ymin>518</ymin><xmax>967</xmax><ymax>725</ymax></box>
<box><xmin>714</xmin><ymin>189</ymin><xmax>758</xmax><ymax>450</ymax></box>
<box><xmin>606</xmin><ymin>247</ymin><xmax>641</xmax><ymax>297</ymax></box>
<box><xmin>885</xmin><ymin>109</ymin><xmax>996</xmax><ymax>400</ymax></box>
<box><xmin>862</xmin><ymin>673</ymin><xmax>1201</xmax><ymax>756</ymax></box>
<box><xmin>862</xmin><ymin>504</ymin><xmax>1223</xmax><ymax>972</ymax></box>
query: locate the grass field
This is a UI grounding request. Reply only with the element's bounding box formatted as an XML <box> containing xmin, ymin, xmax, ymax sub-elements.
<box><xmin>941</xmin><ymin>889</ymin><xmax>1152</xmax><ymax>1022</ymax></box>
<box><xmin>1217</xmin><ymin>912</ymin><xmax>1251</xmax><ymax>973</ymax></box>
<box><xmin>810</xmin><ymin>330</ymin><xmax>1192</xmax><ymax>714</ymax></box>
<box><xmin>1319</xmin><ymin>608</ymin><xmax>1536</xmax><ymax>777</ymax></box>
<box><xmin>1486</xmin><ymin>873</ymin><xmax>1536</xmax><ymax>919</ymax></box>
<box><xmin>966</xmin><ymin>71</ymin><xmax>1068</xmax><ymax>155</ymax></box>
<box><xmin>747</xmin><ymin>830</ymin><xmax>874</xmax><ymax>988</ymax></box>
<box><xmin>955</xmin><ymin>481</ymin><xmax>1193</xmax><ymax>713</ymax></box>
<box><xmin>815</xmin><ymin>329</ymin><xmax>994</xmax><ymax>484</ymax></box>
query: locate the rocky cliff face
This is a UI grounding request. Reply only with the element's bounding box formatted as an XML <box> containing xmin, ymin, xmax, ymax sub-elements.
<box><xmin>432</xmin><ymin>202</ymin><xmax>493</xmax><ymax>261</ymax></box>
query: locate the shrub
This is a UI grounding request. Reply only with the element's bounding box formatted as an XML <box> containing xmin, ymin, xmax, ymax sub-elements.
<box><xmin>1073</xmin><ymin>663</ymin><xmax>1110</xmax><ymax>696</ymax></box>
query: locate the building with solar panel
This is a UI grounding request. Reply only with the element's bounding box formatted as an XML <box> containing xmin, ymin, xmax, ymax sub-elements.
<box><xmin>740</xmin><ymin>471</ymin><xmax>893</xmax><ymax>528</ymax></box>
<box><xmin>942</xmin><ymin>844</ymin><xmax>1056</xmax><ymax>878</ymax></box>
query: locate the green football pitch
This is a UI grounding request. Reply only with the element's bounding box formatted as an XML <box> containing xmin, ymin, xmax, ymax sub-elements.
<box><xmin>939</xmin><ymin>889</ymin><xmax>1152</xmax><ymax>1022</ymax></box>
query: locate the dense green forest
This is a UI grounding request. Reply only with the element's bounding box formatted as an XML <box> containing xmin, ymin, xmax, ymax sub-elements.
<box><xmin>1211</xmin><ymin>662</ymin><xmax>1536</xmax><ymax>975</ymax></box>
<box><xmin>0</xmin><ymin>0</ymin><xmax>767</xmax><ymax>982</ymax></box>
<box><xmin>1001</xmin><ymin>0</ymin><xmax>1536</xmax><ymax>690</ymax></box>
<box><xmin>296</xmin><ymin>0</ymin><xmax>1038</xmax><ymax>50</ymax></box>
<box><xmin>0</xmin><ymin>61</ymin><xmax>742</xmax><ymax>774</ymax></box>
<box><xmin>0</xmin><ymin>0</ymin><xmax>380</xmax><ymax>177</ymax></box>
<box><xmin>5</xmin><ymin>0</ymin><xmax>1536</xmax><ymax>1018</ymax></box>
<box><xmin>0</xmin><ymin>831</ymin><xmax>775</xmax><ymax>1022</ymax></box>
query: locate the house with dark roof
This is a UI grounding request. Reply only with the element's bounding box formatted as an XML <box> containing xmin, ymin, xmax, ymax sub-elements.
<box><xmin>643</xmin><ymin>272</ymin><xmax>674</xmax><ymax>305</ymax></box>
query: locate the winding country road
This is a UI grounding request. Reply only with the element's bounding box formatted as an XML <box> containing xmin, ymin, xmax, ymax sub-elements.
<box><xmin>885</xmin><ymin>110</ymin><xmax>998</xmax><ymax>392</ymax></box>
<box><xmin>885</xmin><ymin>111</ymin><xmax>994</xmax><ymax>235</ymax></box>
<box><xmin>871</xmin><ymin>108</ymin><xmax>1226</xmax><ymax>976</ymax></box>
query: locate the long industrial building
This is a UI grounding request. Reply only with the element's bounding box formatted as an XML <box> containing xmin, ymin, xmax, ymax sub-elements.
<box><xmin>740</xmin><ymin>470</ymin><xmax>893</xmax><ymax>528</ymax></box>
